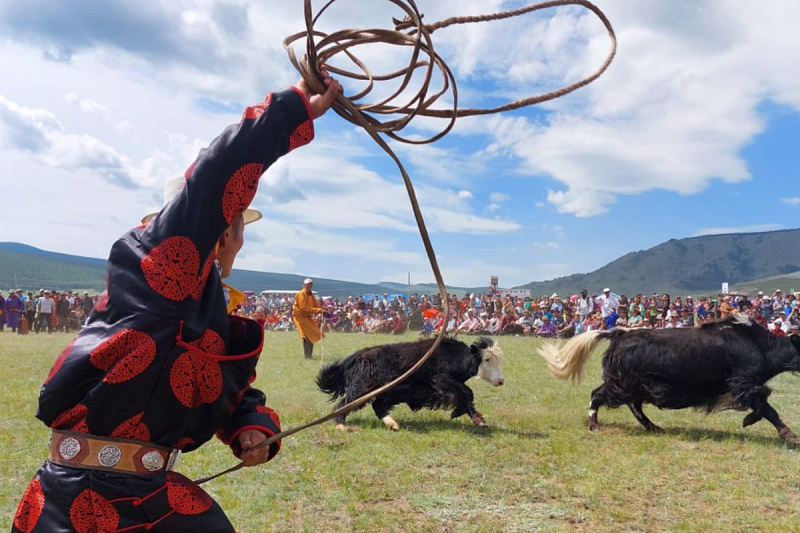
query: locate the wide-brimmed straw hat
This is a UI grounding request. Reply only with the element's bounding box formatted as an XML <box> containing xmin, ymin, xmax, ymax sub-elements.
<box><xmin>142</xmin><ymin>176</ymin><xmax>262</xmax><ymax>225</ymax></box>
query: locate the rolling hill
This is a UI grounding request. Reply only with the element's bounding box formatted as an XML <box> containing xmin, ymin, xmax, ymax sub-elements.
<box><xmin>6</xmin><ymin>229</ymin><xmax>800</xmax><ymax>299</ymax></box>
<box><xmin>515</xmin><ymin>229</ymin><xmax>800</xmax><ymax>296</ymax></box>
<box><xmin>0</xmin><ymin>243</ymin><xmax>468</xmax><ymax>299</ymax></box>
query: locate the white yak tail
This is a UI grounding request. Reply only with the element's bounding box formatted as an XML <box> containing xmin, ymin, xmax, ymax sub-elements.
<box><xmin>538</xmin><ymin>330</ymin><xmax>608</xmax><ymax>383</ymax></box>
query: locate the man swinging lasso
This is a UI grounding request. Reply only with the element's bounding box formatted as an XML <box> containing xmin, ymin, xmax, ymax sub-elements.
<box><xmin>10</xmin><ymin>72</ymin><xmax>341</xmax><ymax>532</ymax></box>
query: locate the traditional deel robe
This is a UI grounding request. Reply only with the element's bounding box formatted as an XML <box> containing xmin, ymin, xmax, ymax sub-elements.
<box><xmin>292</xmin><ymin>289</ymin><xmax>324</xmax><ymax>343</ymax></box>
<box><xmin>12</xmin><ymin>88</ymin><xmax>315</xmax><ymax>533</ymax></box>
<box><xmin>5</xmin><ymin>294</ymin><xmax>23</xmax><ymax>329</ymax></box>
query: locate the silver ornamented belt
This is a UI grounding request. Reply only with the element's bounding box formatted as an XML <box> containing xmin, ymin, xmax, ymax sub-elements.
<box><xmin>49</xmin><ymin>430</ymin><xmax>181</xmax><ymax>475</ymax></box>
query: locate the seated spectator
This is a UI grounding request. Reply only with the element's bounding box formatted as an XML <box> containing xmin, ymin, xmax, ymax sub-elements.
<box><xmin>665</xmin><ymin>314</ymin><xmax>683</xmax><ymax>329</ymax></box>
<box><xmin>583</xmin><ymin>312</ymin><xmax>601</xmax><ymax>332</ymax></box>
<box><xmin>615</xmin><ymin>310</ymin><xmax>628</xmax><ymax>328</ymax></box>
<box><xmin>390</xmin><ymin>311</ymin><xmax>407</xmax><ymax>335</ymax></box>
<box><xmin>486</xmin><ymin>312</ymin><xmax>503</xmax><ymax>334</ymax></box>
<box><xmin>457</xmin><ymin>309</ymin><xmax>483</xmax><ymax>334</ymax></box>
<box><xmin>771</xmin><ymin>319</ymin><xmax>787</xmax><ymax>336</ymax></box>
<box><xmin>420</xmin><ymin>317</ymin><xmax>434</xmax><ymax>338</ymax></box>
<box><xmin>604</xmin><ymin>308</ymin><xmax>619</xmax><ymax>330</ymax></box>
<box><xmin>628</xmin><ymin>306</ymin><xmax>645</xmax><ymax>328</ymax></box>
<box><xmin>558</xmin><ymin>313</ymin><xmax>578</xmax><ymax>338</ymax></box>
<box><xmin>680</xmin><ymin>308</ymin><xmax>694</xmax><ymax>328</ymax></box>
<box><xmin>517</xmin><ymin>310</ymin><xmax>534</xmax><ymax>336</ymax></box>
<box><xmin>536</xmin><ymin>315</ymin><xmax>557</xmax><ymax>337</ymax></box>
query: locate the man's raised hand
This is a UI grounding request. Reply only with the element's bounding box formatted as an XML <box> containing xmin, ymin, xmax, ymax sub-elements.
<box><xmin>295</xmin><ymin>68</ymin><xmax>343</xmax><ymax>120</ymax></box>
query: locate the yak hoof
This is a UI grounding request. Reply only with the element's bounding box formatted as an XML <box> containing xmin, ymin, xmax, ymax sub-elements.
<box><xmin>382</xmin><ymin>416</ymin><xmax>400</xmax><ymax>431</ymax></box>
<box><xmin>588</xmin><ymin>420</ymin><xmax>600</xmax><ymax>432</ymax></box>
<box><xmin>648</xmin><ymin>425</ymin><xmax>665</xmax><ymax>434</ymax></box>
<box><xmin>471</xmin><ymin>414</ymin><xmax>487</xmax><ymax>427</ymax></box>
<box><xmin>743</xmin><ymin>412</ymin><xmax>762</xmax><ymax>428</ymax></box>
<box><xmin>779</xmin><ymin>427</ymin><xmax>800</xmax><ymax>445</ymax></box>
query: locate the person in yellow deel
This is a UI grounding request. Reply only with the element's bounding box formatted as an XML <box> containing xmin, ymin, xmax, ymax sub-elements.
<box><xmin>293</xmin><ymin>278</ymin><xmax>325</xmax><ymax>359</ymax></box>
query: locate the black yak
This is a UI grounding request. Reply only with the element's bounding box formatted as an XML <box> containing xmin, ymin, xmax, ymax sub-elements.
<box><xmin>538</xmin><ymin>315</ymin><xmax>800</xmax><ymax>444</ymax></box>
<box><xmin>316</xmin><ymin>336</ymin><xmax>504</xmax><ymax>430</ymax></box>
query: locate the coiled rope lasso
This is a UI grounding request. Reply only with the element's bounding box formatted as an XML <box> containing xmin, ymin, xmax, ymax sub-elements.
<box><xmin>195</xmin><ymin>0</ymin><xmax>615</xmax><ymax>485</ymax></box>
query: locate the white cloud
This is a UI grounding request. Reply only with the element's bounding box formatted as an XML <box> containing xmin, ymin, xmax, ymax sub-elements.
<box><xmin>534</xmin><ymin>241</ymin><xmax>560</xmax><ymax>250</ymax></box>
<box><xmin>781</xmin><ymin>197</ymin><xmax>800</xmax><ymax>206</ymax></box>
<box><xmin>65</xmin><ymin>93</ymin><xmax>109</xmax><ymax>117</ymax></box>
<box><xmin>439</xmin><ymin>1</ymin><xmax>800</xmax><ymax>218</ymax></box>
<box><xmin>458</xmin><ymin>190</ymin><xmax>473</xmax><ymax>200</ymax></box>
<box><xmin>547</xmin><ymin>188</ymin><xmax>616</xmax><ymax>217</ymax></box>
<box><xmin>234</xmin><ymin>252</ymin><xmax>296</xmax><ymax>273</ymax></box>
<box><xmin>255</xmin><ymin>137</ymin><xmax>521</xmax><ymax>236</ymax></box>
<box><xmin>693</xmin><ymin>224</ymin><xmax>785</xmax><ymax>237</ymax></box>
<box><xmin>490</xmin><ymin>192</ymin><xmax>510</xmax><ymax>204</ymax></box>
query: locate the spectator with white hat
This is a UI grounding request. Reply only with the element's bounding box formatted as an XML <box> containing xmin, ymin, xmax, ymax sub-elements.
<box><xmin>293</xmin><ymin>278</ymin><xmax>325</xmax><ymax>359</ymax></box>
<box><xmin>598</xmin><ymin>288</ymin><xmax>620</xmax><ymax>319</ymax></box>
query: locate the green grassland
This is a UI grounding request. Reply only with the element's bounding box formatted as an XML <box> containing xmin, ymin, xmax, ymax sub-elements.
<box><xmin>2</xmin><ymin>331</ymin><xmax>799</xmax><ymax>532</ymax></box>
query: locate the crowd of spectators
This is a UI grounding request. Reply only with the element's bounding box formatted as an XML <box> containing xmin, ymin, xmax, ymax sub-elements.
<box><xmin>230</xmin><ymin>287</ymin><xmax>800</xmax><ymax>338</ymax></box>
<box><xmin>0</xmin><ymin>289</ymin><xmax>100</xmax><ymax>334</ymax></box>
<box><xmin>5</xmin><ymin>286</ymin><xmax>798</xmax><ymax>339</ymax></box>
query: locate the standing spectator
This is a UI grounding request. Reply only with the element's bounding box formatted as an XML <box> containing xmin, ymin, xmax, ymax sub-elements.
<box><xmin>25</xmin><ymin>291</ymin><xmax>36</xmax><ymax>332</ymax></box>
<box><xmin>760</xmin><ymin>294</ymin><xmax>773</xmax><ymax>322</ymax></box>
<box><xmin>578</xmin><ymin>289</ymin><xmax>594</xmax><ymax>323</ymax></box>
<box><xmin>6</xmin><ymin>290</ymin><xmax>23</xmax><ymax>333</ymax></box>
<box><xmin>719</xmin><ymin>296</ymin><xmax>733</xmax><ymax>318</ymax></box>
<box><xmin>292</xmin><ymin>279</ymin><xmax>324</xmax><ymax>359</ymax></box>
<box><xmin>82</xmin><ymin>291</ymin><xmax>95</xmax><ymax>319</ymax></box>
<box><xmin>0</xmin><ymin>291</ymin><xmax>5</xmax><ymax>331</ymax></box>
<box><xmin>56</xmin><ymin>292</ymin><xmax>71</xmax><ymax>332</ymax></box>
<box><xmin>598</xmin><ymin>288</ymin><xmax>620</xmax><ymax>319</ymax></box>
<box><xmin>36</xmin><ymin>290</ymin><xmax>55</xmax><ymax>333</ymax></box>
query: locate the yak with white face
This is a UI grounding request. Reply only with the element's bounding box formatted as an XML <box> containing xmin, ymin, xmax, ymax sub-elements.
<box><xmin>317</xmin><ymin>337</ymin><xmax>504</xmax><ymax>430</ymax></box>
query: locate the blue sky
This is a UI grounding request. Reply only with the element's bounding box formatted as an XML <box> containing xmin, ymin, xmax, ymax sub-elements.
<box><xmin>0</xmin><ymin>1</ymin><xmax>799</xmax><ymax>288</ymax></box>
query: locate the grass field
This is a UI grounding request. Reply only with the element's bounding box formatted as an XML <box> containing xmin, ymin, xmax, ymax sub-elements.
<box><xmin>2</xmin><ymin>331</ymin><xmax>799</xmax><ymax>532</ymax></box>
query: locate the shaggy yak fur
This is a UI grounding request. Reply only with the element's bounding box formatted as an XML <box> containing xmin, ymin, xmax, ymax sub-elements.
<box><xmin>539</xmin><ymin>315</ymin><xmax>800</xmax><ymax>444</ymax></box>
<box><xmin>316</xmin><ymin>337</ymin><xmax>503</xmax><ymax>430</ymax></box>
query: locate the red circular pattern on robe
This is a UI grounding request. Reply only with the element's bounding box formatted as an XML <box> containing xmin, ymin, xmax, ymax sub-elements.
<box><xmin>13</xmin><ymin>478</ymin><xmax>45</xmax><ymax>533</ymax></box>
<box><xmin>221</xmin><ymin>163</ymin><xmax>263</xmax><ymax>225</ymax></box>
<box><xmin>52</xmin><ymin>404</ymin><xmax>89</xmax><ymax>432</ymax></box>
<box><xmin>169</xmin><ymin>329</ymin><xmax>224</xmax><ymax>408</ymax></box>
<box><xmin>255</xmin><ymin>405</ymin><xmax>281</xmax><ymax>430</ymax></box>
<box><xmin>89</xmin><ymin>329</ymin><xmax>156</xmax><ymax>384</ymax></box>
<box><xmin>45</xmin><ymin>339</ymin><xmax>76</xmax><ymax>385</ymax></box>
<box><xmin>289</xmin><ymin>120</ymin><xmax>314</xmax><ymax>152</ymax></box>
<box><xmin>141</xmin><ymin>236</ymin><xmax>200</xmax><ymax>301</ymax></box>
<box><xmin>242</xmin><ymin>94</ymin><xmax>272</xmax><ymax>121</ymax></box>
<box><xmin>166</xmin><ymin>472</ymin><xmax>213</xmax><ymax>515</ymax></box>
<box><xmin>110</xmin><ymin>412</ymin><xmax>150</xmax><ymax>442</ymax></box>
<box><xmin>69</xmin><ymin>489</ymin><xmax>120</xmax><ymax>533</ymax></box>
<box><xmin>192</xmin><ymin>252</ymin><xmax>216</xmax><ymax>301</ymax></box>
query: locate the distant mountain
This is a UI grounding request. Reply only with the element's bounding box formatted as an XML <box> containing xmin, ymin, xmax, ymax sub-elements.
<box><xmin>730</xmin><ymin>270</ymin><xmax>800</xmax><ymax>296</ymax></box>
<box><xmin>0</xmin><ymin>243</ymin><xmax>468</xmax><ymax>299</ymax></box>
<box><xmin>515</xmin><ymin>229</ymin><xmax>800</xmax><ymax>297</ymax></box>
<box><xmin>0</xmin><ymin>243</ymin><xmax>108</xmax><ymax>292</ymax></box>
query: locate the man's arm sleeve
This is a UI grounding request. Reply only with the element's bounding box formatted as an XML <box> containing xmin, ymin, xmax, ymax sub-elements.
<box><xmin>216</xmin><ymin>387</ymin><xmax>282</xmax><ymax>461</ymax></box>
<box><xmin>141</xmin><ymin>88</ymin><xmax>314</xmax><ymax>267</ymax></box>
